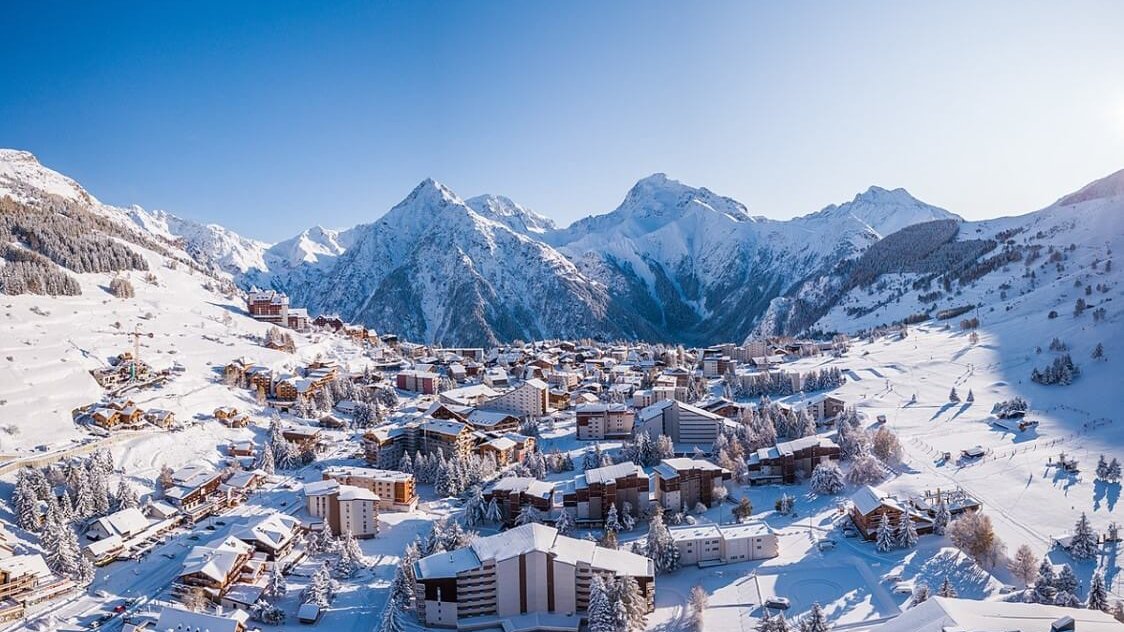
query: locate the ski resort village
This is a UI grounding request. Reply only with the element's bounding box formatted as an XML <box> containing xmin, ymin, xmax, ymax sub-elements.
<box><xmin>0</xmin><ymin>147</ymin><xmax>1121</xmax><ymax>632</ymax></box>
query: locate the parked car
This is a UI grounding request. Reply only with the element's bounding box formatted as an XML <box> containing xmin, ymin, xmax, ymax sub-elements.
<box><xmin>816</xmin><ymin>539</ymin><xmax>836</xmax><ymax>551</ymax></box>
<box><xmin>764</xmin><ymin>597</ymin><xmax>790</xmax><ymax>610</ymax></box>
<box><xmin>893</xmin><ymin>582</ymin><xmax>916</xmax><ymax>595</ymax></box>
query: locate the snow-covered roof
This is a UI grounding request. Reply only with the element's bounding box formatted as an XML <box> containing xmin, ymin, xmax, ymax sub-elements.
<box><xmin>0</xmin><ymin>553</ymin><xmax>52</xmax><ymax>580</ymax></box>
<box><xmin>653</xmin><ymin>458</ymin><xmax>728</xmax><ymax>480</ymax></box>
<box><xmin>338</xmin><ymin>485</ymin><xmax>379</xmax><ymax>502</ymax></box>
<box><xmin>668</xmin><ymin>522</ymin><xmax>772</xmax><ymax>543</ymax></box>
<box><xmin>322</xmin><ymin>465</ymin><xmax>414</xmax><ymax>482</ymax></box>
<box><xmin>415</xmin><ymin>523</ymin><xmax>654</xmax><ymax>580</ymax></box>
<box><xmin>581</xmin><ymin>462</ymin><xmax>647</xmax><ymax>486</ymax></box>
<box><xmin>574</xmin><ymin>402</ymin><xmax>630</xmax><ymax>414</ymax></box>
<box><xmin>747</xmin><ymin>435</ymin><xmax>838</xmax><ymax>465</ymax></box>
<box><xmin>181</xmin><ymin>536</ymin><xmax>253</xmax><ymax>582</ymax></box>
<box><xmin>466</xmin><ymin>409</ymin><xmax>520</xmax><ymax>428</ymax></box>
<box><xmin>233</xmin><ymin>513</ymin><xmax>300</xmax><ymax>551</ymax></box>
<box><xmin>92</xmin><ymin>507</ymin><xmax>149</xmax><ymax>538</ymax></box>
<box><xmin>156</xmin><ymin>605</ymin><xmax>250</xmax><ymax>632</ymax></box>
<box><xmin>84</xmin><ymin>534</ymin><xmax>124</xmax><ymax>558</ymax></box>
<box><xmin>870</xmin><ymin>596</ymin><xmax>1122</xmax><ymax>631</ymax></box>
<box><xmin>304</xmin><ymin>479</ymin><xmax>340</xmax><ymax>497</ymax></box>
<box><xmin>486</xmin><ymin>477</ymin><xmax>554</xmax><ymax>499</ymax></box>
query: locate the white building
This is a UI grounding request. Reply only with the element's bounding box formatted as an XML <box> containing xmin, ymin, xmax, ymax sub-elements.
<box><xmin>486</xmin><ymin>378</ymin><xmax>550</xmax><ymax>419</ymax></box>
<box><xmin>304</xmin><ymin>480</ymin><xmax>382</xmax><ymax>538</ymax></box>
<box><xmin>638</xmin><ymin>400</ymin><xmax>727</xmax><ymax>454</ymax></box>
<box><xmin>321</xmin><ymin>465</ymin><xmax>418</xmax><ymax>511</ymax></box>
<box><xmin>871</xmin><ymin>596</ymin><xmax>1122</xmax><ymax>631</ymax></box>
<box><xmin>413</xmin><ymin>523</ymin><xmax>654</xmax><ymax>628</ymax></box>
<box><xmin>668</xmin><ymin>522</ymin><xmax>778</xmax><ymax>566</ymax></box>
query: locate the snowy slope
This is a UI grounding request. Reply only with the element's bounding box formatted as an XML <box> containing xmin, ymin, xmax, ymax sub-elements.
<box><xmin>760</xmin><ymin>169</ymin><xmax>1124</xmax><ymax>339</ymax></box>
<box><xmin>465</xmin><ymin>194</ymin><xmax>557</xmax><ymax>236</ymax></box>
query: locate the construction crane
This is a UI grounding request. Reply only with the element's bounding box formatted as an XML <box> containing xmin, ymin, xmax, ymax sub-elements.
<box><xmin>103</xmin><ymin>323</ymin><xmax>154</xmax><ymax>382</ymax></box>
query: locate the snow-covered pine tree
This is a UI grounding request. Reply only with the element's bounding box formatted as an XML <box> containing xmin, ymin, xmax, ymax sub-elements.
<box><xmin>1070</xmin><ymin>512</ymin><xmax>1099</xmax><ymax>560</ymax></box>
<box><xmin>13</xmin><ymin>472</ymin><xmax>42</xmax><ymax>532</ymax></box>
<box><xmin>515</xmin><ymin>504</ymin><xmax>544</xmax><ymax>526</ymax></box>
<box><xmin>937</xmin><ymin>577</ymin><xmax>957</xmax><ymax>597</ymax></box>
<box><xmin>303</xmin><ymin>564</ymin><xmax>334</xmax><ymax>608</ymax></box>
<box><xmin>966</xmin><ymin>389</ymin><xmax>974</xmax><ymax>402</ymax></box>
<box><xmin>897</xmin><ymin>511</ymin><xmax>918</xmax><ymax>549</ymax></box>
<box><xmin>910</xmin><ymin>583</ymin><xmax>930</xmax><ymax>607</ymax></box>
<box><xmin>555</xmin><ymin>507</ymin><xmax>575</xmax><ymax>536</ymax></box>
<box><xmin>932</xmin><ymin>499</ymin><xmax>951</xmax><ymax>535</ymax></box>
<box><xmin>398</xmin><ymin>452</ymin><xmax>414</xmax><ymax>475</ymax></box>
<box><xmin>1055</xmin><ymin>564</ymin><xmax>1079</xmax><ymax>595</ymax></box>
<box><xmin>256</xmin><ymin>444</ymin><xmax>275</xmax><ymax>475</ymax></box>
<box><xmin>809</xmin><ymin>462</ymin><xmax>845</xmax><ymax>495</ymax></box>
<box><xmin>1089</xmin><ymin>572</ymin><xmax>1110</xmax><ymax>611</ymax></box>
<box><xmin>605</xmin><ymin>504</ymin><xmax>622</xmax><ymax>533</ymax></box>
<box><xmin>949</xmin><ymin>388</ymin><xmax>960</xmax><ymax>403</ymax></box>
<box><xmin>1097</xmin><ymin>455</ymin><xmax>1110</xmax><ymax>480</ymax></box>
<box><xmin>263</xmin><ymin>562</ymin><xmax>288</xmax><ymax>604</ymax></box>
<box><xmin>646</xmin><ymin>506</ymin><xmax>680</xmax><ymax>573</ymax></box>
<box><xmin>621</xmin><ymin>501</ymin><xmax>637</xmax><ymax>531</ymax></box>
<box><xmin>1108</xmin><ymin>458</ymin><xmax>1122</xmax><ymax>483</ymax></box>
<box><xmin>114</xmin><ymin>479</ymin><xmax>139</xmax><ymax>511</ymax></box>
<box><xmin>464</xmin><ymin>485</ymin><xmax>486</xmax><ymax>527</ymax></box>
<box><xmin>876</xmin><ymin>512</ymin><xmax>896</xmax><ymax>552</ymax></box>
<box><xmin>616</xmin><ymin>575</ymin><xmax>648</xmax><ymax>632</ymax></box>
<box><xmin>587</xmin><ymin>575</ymin><xmax>616</xmax><ymax>632</ymax></box>
<box><xmin>1034</xmin><ymin>559</ymin><xmax>1058</xmax><ymax>604</ymax></box>
<box><xmin>485</xmin><ymin>497</ymin><xmax>502</xmax><ymax>524</ymax></box>
<box><xmin>798</xmin><ymin>602</ymin><xmax>830</xmax><ymax>632</ymax></box>
<box><xmin>378</xmin><ymin>594</ymin><xmax>404</xmax><ymax>632</ymax></box>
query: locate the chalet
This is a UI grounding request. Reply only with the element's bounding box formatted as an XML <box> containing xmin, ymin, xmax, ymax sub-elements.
<box><xmin>228</xmin><ymin>438</ymin><xmax>255</xmax><ymax>456</ymax></box>
<box><xmin>698</xmin><ymin>398</ymin><xmax>741</xmax><ymax>419</ymax></box>
<box><xmin>908</xmin><ymin>488</ymin><xmax>982</xmax><ymax>518</ymax></box>
<box><xmin>575</xmin><ymin>403</ymin><xmax>635</xmax><ymax>440</ymax></box>
<box><xmin>177</xmin><ymin>535</ymin><xmax>260</xmax><ymax>600</ymax></box>
<box><xmin>86</xmin><ymin>507</ymin><xmax>149</xmax><ymax>541</ymax></box>
<box><xmin>849</xmin><ymin>485</ymin><xmax>935</xmax><ymax>540</ymax></box>
<box><xmin>319</xmin><ymin>414</ymin><xmax>347</xmax><ymax>429</ymax></box>
<box><xmin>652</xmin><ymin>458</ymin><xmax>731</xmax><ymax>512</ymax></box>
<box><xmin>464</xmin><ymin>409</ymin><xmax>521</xmax><ymax>433</ymax></box>
<box><xmin>281</xmin><ymin>427</ymin><xmax>323</xmax><ymax>451</ymax></box>
<box><xmin>312</xmin><ymin>315</ymin><xmax>345</xmax><ymax>331</ymax></box>
<box><xmin>745</xmin><ymin>436</ymin><xmax>841</xmax><ymax>484</ymax></box>
<box><xmin>221</xmin><ymin>469</ymin><xmax>267</xmax><ymax>499</ymax></box>
<box><xmin>90</xmin><ymin>407</ymin><xmax>122</xmax><ymax>429</ymax></box>
<box><xmin>0</xmin><ymin>554</ymin><xmax>72</xmax><ymax>621</ymax></box>
<box><xmin>213</xmin><ymin>406</ymin><xmax>239</xmax><ymax>421</ymax></box>
<box><xmin>562</xmin><ymin>462</ymin><xmax>650</xmax><ymax>524</ymax></box>
<box><xmin>165</xmin><ymin>464</ymin><xmax>225</xmax><ymax>522</ymax></box>
<box><xmin>483</xmin><ymin>477</ymin><xmax>555</xmax><ymax>526</ymax></box>
<box><xmin>286</xmin><ymin>308</ymin><xmax>309</xmax><ymax>332</ymax></box>
<box><xmin>548</xmin><ymin>388</ymin><xmax>572</xmax><ymax>410</ymax></box>
<box><xmin>409</xmin><ymin>418</ymin><xmax>474</xmax><ymax>459</ymax></box>
<box><xmin>232</xmin><ymin>513</ymin><xmax>301</xmax><ymax>561</ymax></box>
<box><xmin>144</xmin><ymin>409</ymin><xmax>176</xmax><ymax>428</ymax></box>
<box><xmin>477</xmin><ymin>435</ymin><xmax>518</xmax><ymax>467</ymax></box>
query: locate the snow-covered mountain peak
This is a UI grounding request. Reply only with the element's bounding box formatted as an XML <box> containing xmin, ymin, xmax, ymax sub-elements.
<box><xmin>268</xmin><ymin>225</ymin><xmax>350</xmax><ymax>267</ymax></box>
<box><xmin>618</xmin><ymin>173</ymin><xmax>753</xmax><ymax>223</ymax></box>
<box><xmin>465</xmin><ymin>194</ymin><xmax>557</xmax><ymax>235</ymax></box>
<box><xmin>1055</xmin><ymin>168</ymin><xmax>1124</xmax><ymax>207</ymax></box>
<box><xmin>0</xmin><ymin>148</ymin><xmax>96</xmax><ymax>205</ymax></box>
<box><xmin>800</xmin><ymin>185</ymin><xmax>960</xmax><ymax>239</ymax></box>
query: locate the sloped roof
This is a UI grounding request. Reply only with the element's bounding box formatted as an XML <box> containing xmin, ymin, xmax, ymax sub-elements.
<box><xmin>870</xmin><ymin>596</ymin><xmax>1123</xmax><ymax>631</ymax></box>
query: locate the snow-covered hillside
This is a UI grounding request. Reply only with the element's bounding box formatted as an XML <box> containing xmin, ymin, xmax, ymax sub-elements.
<box><xmin>2</xmin><ymin>149</ymin><xmax>1120</xmax><ymax>348</ymax></box>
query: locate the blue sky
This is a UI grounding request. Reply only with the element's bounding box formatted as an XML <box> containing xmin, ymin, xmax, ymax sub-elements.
<box><xmin>3</xmin><ymin>1</ymin><xmax>1123</xmax><ymax>241</ymax></box>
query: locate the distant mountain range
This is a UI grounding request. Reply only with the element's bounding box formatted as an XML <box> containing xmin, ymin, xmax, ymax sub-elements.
<box><xmin>2</xmin><ymin>148</ymin><xmax>1121</xmax><ymax>346</ymax></box>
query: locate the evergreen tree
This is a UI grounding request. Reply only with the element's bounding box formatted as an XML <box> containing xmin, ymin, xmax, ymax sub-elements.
<box><xmin>516</xmin><ymin>504</ymin><xmax>545</xmax><ymax>526</ymax></box>
<box><xmin>966</xmin><ymin>389</ymin><xmax>974</xmax><ymax>403</ymax></box>
<box><xmin>303</xmin><ymin>564</ymin><xmax>334</xmax><ymax>608</ymax></box>
<box><xmin>264</xmin><ymin>562</ymin><xmax>288</xmax><ymax>604</ymax></box>
<box><xmin>616</xmin><ymin>576</ymin><xmax>648</xmax><ymax>632</ymax></box>
<box><xmin>932</xmin><ymin>499</ymin><xmax>951</xmax><ymax>535</ymax></box>
<box><xmin>620</xmin><ymin>501</ymin><xmax>637</xmax><ymax>532</ymax></box>
<box><xmin>378</xmin><ymin>595</ymin><xmax>404</xmax><ymax>632</ymax></box>
<box><xmin>876</xmin><ymin>512</ymin><xmax>896</xmax><ymax>552</ymax></box>
<box><xmin>114</xmin><ymin>479</ymin><xmax>139</xmax><ymax>511</ymax></box>
<box><xmin>646</xmin><ymin>506</ymin><xmax>680</xmax><ymax>573</ymax></box>
<box><xmin>949</xmin><ymin>388</ymin><xmax>960</xmax><ymax>403</ymax></box>
<box><xmin>555</xmin><ymin>507</ymin><xmax>575</xmax><ymax>536</ymax></box>
<box><xmin>809</xmin><ymin>462</ymin><xmax>845</xmax><ymax>495</ymax></box>
<box><xmin>464</xmin><ymin>485</ymin><xmax>487</xmax><ymax>527</ymax></box>
<box><xmin>910</xmin><ymin>583</ymin><xmax>930</xmax><ymax>607</ymax></box>
<box><xmin>1089</xmin><ymin>572</ymin><xmax>1110</xmax><ymax>612</ymax></box>
<box><xmin>485</xmin><ymin>497</ymin><xmax>502</xmax><ymax>524</ymax></box>
<box><xmin>1108</xmin><ymin>458</ymin><xmax>1122</xmax><ymax>483</ymax></box>
<box><xmin>605</xmin><ymin>504</ymin><xmax>622</xmax><ymax>534</ymax></box>
<box><xmin>1070</xmin><ymin>513</ymin><xmax>1099</xmax><ymax>560</ymax></box>
<box><xmin>937</xmin><ymin>577</ymin><xmax>957</xmax><ymax>597</ymax></box>
<box><xmin>256</xmin><ymin>444</ymin><xmax>275</xmax><ymax>475</ymax></box>
<box><xmin>896</xmin><ymin>511</ymin><xmax>918</xmax><ymax>549</ymax></box>
<box><xmin>1034</xmin><ymin>559</ymin><xmax>1058</xmax><ymax>604</ymax></box>
<box><xmin>1056</xmin><ymin>564</ymin><xmax>1079</xmax><ymax>595</ymax></box>
<box><xmin>1097</xmin><ymin>455</ymin><xmax>1110</xmax><ymax>480</ymax></box>
<box><xmin>798</xmin><ymin>602</ymin><xmax>830</xmax><ymax>632</ymax></box>
<box><xmin>587</xmin><ymin>575</ymin><xmax>617</xmax><ymax>632</ymax></box>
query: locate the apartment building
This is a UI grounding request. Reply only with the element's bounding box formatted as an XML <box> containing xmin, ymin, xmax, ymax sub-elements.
<box><xmin>668</xmin><ymin>522</ymin><xmax>778</xmax><ymax>566</ymax></box>
<box><xmin>485</xmin><ymin>378</ymin><xmax>550</xmax><ymax>419</ymax></box>
<box><xmin>482</xmin><ymin>477</ymin><xmax>556</xmax><ymax>526</ymax></box>
<box><xmin>638</xmin><ymin>400</ymin><xmax>727</xmax><ymax>454</ymax></box>
<box><xmin>575</xmin><ymin>403</ymin><xmax>635</xmax><ymax>440</ymax></box>
<box><xmin>304</xmin><ymin>480</ymin><xmax>382</xmax><ymax>538</ymax></box>
<box><xmin>745</xmin><ymin>435</ymin><xmax>841</xmax><ymax>484</ymax></box>
<box><xmin>413</xmin><ymin>523</ymin><xmax>654</xmax><ymax>628</ymax></box>
<box><xmin>561</xmin><ymin>462</ymin><xmax>650</xmax><ymax>524</ymax></box>
<box><xmin>321</xmin><ymin>466</ymin><xmax>418</xmax><ymax>512</ymax></box>
<box><xmin>651</xmin><ymin>458</ymin><xmax>731</xmax><ymax>512</ymax></box>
